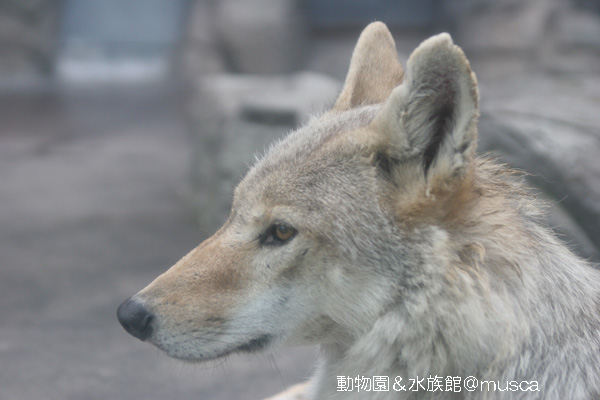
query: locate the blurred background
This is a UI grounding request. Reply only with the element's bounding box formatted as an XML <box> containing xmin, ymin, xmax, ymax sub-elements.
<box><xmin>1</xmin><ymin>0</ymin><xmax>599</xmax><ymax>399</ymax></box>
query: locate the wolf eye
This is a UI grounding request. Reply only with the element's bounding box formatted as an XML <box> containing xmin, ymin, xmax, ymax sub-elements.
<box><xmin>274</xmin><ymin>224</ymin><xmax>294</xmax><ymax>241</ymax></box>
<box><xmin>261</xmin><ymin>223</ymin><xmax>296</xmax><ymax>245</ymax></box>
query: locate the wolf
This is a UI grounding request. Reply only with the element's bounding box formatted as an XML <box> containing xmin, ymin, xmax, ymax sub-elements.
<box><xmin>117</xmin><ymin>22</ymin><xmax>600</xmax><ymax>399</ymax></box>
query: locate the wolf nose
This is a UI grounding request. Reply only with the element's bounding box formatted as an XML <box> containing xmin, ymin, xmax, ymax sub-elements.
<box><xmin>117</xmin><ymin>298</ymin><xmax>154</xmax><ymax>341</ymax></box>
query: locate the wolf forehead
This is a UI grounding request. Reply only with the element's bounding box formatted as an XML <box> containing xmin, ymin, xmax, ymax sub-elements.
<box><xmin>235</xmin><ymin>105</ymin><xmax>383</xmax><ymax>207</ymax></box>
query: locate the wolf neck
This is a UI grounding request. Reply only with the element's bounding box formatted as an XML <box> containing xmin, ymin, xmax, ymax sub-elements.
<box><xmin>315</xmin><ymin>259</ymin><xmax>600</xmax><ymax>399</ymax></box>
<box><xmin>313</xmin><ymin>171</ymin><xmax>600</xmax><ymax>398</ymax></box>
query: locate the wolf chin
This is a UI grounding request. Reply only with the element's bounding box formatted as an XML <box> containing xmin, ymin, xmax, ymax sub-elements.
<box><xmin>118</xmin><ymin>22</ymin><xmax>600</xmax><ymax>399</ymax></box>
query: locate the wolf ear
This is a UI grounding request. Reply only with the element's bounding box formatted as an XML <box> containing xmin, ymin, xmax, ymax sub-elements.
<box><xmin>332</xmin><ymin>22</ymin><xmax>404</xmax><ymax>111</ymax></box>
<box><xmin>372</xmin><ymin>33</ymin><xmax>479</xmax><ymax>188</ymax></box>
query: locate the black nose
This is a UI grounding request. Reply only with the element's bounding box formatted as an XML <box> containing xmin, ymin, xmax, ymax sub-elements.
<box><xmin>117</xmin><ymin>298</ymin><xmax>154</xmax><ymax>341</ymax></box>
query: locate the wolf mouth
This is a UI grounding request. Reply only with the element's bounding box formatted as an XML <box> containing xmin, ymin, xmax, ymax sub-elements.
<box><xmin>167</xmin><ymin>333</ymin><xmax>275</xmax><ymax>362</ymax></box>
<box><xmin>235</xmin><ymin>334</ymin><xmax>273</xmax><ymax>353</ymax></box>
<box><xmin>209</xmin><ymin>333</ymin><xmax>274</xmax><ymax>360</ymax></box>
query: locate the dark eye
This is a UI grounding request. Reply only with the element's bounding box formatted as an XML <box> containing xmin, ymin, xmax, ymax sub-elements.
<box><xmin>261</xmin><ymin>223</ymin><xmax>297</xmax><ymax>245</ymax></box>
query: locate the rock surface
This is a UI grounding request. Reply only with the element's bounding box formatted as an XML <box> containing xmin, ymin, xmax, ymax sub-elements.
<box><xmin>187</xmin><ymin>72</ymin><xmax>341</xmax><ymax>231</ymax></box>
<box><xmin>478</xmin><ymin>74</ymin><xmax>600</xmax><ymax>261</ymax></box>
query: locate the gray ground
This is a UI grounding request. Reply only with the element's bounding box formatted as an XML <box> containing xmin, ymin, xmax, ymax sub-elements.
<box><xmin>0</xmin><ymin>86</ymin><xmax>316</xmax><ymax>400</ymax></box>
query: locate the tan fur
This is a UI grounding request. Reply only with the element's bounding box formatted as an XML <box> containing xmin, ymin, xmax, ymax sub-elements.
<box><xmin>118</xmin><ymin>23</ymin><xmax>600</xmax><ymax>400</ymax></box>
<box><xmin>264</xmin><ymin>382</ymin><xmax>308</xmax><ymax>400</ymax></box>
<box><xmin>137</xmin><ymin>229</ymin><xmax>256</xmax><ymax>347</ymax></box>
<box><xmin>333</xmin><ymin>22</ymin><xmax>404</xmax><ymax>111</ymax></box>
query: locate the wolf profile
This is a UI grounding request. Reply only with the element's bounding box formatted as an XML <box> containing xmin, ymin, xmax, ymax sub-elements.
<box><xmin>118</xmin><ymin>22</ymin><xmax>600</xmax><ymax>399</ymax></box>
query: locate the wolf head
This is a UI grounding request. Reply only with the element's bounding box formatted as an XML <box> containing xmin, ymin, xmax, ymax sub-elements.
<box><xmin>118</xmin><ymin>22</ymin><xmax>479</xmax><ymax>362</ymax></box>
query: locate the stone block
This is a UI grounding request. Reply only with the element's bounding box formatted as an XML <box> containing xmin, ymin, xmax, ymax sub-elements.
<box><xmin>187</xmin><ymin>72</ymin><xmax>341</xmax><ymax>231</ymax></box>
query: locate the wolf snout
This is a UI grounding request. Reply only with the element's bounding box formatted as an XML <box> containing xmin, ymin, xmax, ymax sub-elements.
<box><xmin>117</xmin><ymin>298</ymin><xmax>154</xmax><ymax>341</ymax></box>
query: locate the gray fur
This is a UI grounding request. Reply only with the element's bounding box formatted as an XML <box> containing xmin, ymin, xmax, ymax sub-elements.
<box><xmin>124</xmin><ymin>23</ymin><xmax>600</xmax><ymax>400</ymax></box>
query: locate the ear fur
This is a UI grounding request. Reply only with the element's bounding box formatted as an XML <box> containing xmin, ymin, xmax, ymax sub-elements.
<box><xmin>332</xmin><ymin>22</ymin><xmax>404</xmax><ymax>111</ymax></box>
<box><xmin>372</xmin><ymin>33</ymin><xmax>479</xmax><ymax>189</ymax></box>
